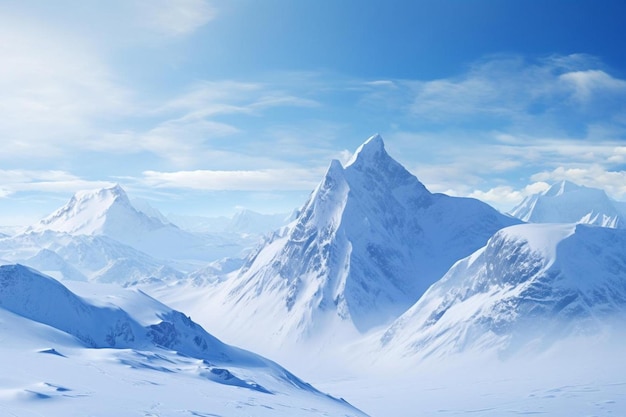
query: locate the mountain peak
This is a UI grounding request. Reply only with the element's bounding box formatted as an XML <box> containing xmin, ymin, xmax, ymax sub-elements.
<box><xmin>345</xmin><ymin>134</ymin><xmax>386</xmax><ymax>167</ymax></box>
<box><xmin>543</xmin><ymin>180</ymin><xmax>583</xmax><ymax>197</ymax></box>
<box><xmin>28</xmin><ymin>184</ymin><xmax>151</xmax><ymax>237</ymax></box>
<box><xmin>110</xmin><ymin>183</ymin><xmax>126</xmax><ymax>196</ymax></box>
<box><xmin>510</xmin><ymin>180</ymin><xmax>624</xmax><ymax>228</ymax></box>
<box><xmin>221</xmin><ymin>134</ymin><xmax>520</xmax><ymax>343</ymax></box>
<box><xmin>72</xmin><ymin>183</ymin><xmax>129</xmax><ymax>206</ymax></box>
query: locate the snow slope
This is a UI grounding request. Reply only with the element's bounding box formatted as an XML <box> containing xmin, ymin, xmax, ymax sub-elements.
<box><xmin>376</xmin><ymin>223</ymin><xmax>626</xmax><ymax>361</ymax></box>
<box><xmin>159</xmin><ymin>135</ymin><xmax>520</xmax><ymax>353</ymax></box>
<box><xmin>0</xmin><ymin>264</ymin><xmax>366</xmax><ymax>417</ymax></box>
<box><xmin>510</xmin><ymin>180</ymin><xmax>626</xmax><ymax>228</ymax></box>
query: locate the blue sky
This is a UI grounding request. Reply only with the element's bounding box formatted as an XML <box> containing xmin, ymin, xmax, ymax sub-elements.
<box><xmin>1</xmin><ymin>0</ymin><xmax>626</xmax><ymax>225</ymax></box>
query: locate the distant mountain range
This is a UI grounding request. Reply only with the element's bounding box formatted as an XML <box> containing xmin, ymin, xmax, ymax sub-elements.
<box><xmin>0</xmin><ymin>185</ymin><xmax>288</xmax><ymax>283</ymax></box>
<box><xmin>510</xmin><ymin>180</ymin><xmax>626</xmax><ymax>228</ymax></box>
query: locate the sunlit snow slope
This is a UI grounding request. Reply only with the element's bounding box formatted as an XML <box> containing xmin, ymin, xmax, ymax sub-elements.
<box><xmin>0</xmin><ymin>264</ymin><xmax>366</xmax><ymax>417</ymax></box>
<box><xmin>26</xmin><ymin>184</ymin><xmax>219</xmax><ymax>263</ymax></box>
<box><xmin>377</xmin><ymin>223</ymin><xmax>626</xmax><ymax>360</ymax></box>
<box><xmin>0</xmin><ymin>184</ymin><xmax>264</xmax><ymax>283</ymax></box>
<box><xmin>171</xmin><ymin>135</ymin><xmax>520</xmax><ymax>351</ymax></box>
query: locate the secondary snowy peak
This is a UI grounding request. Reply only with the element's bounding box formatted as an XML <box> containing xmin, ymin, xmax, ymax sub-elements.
<box><xmin>377</xmin><ymin>223</ymin><xmax>626</xmax><ymax>360</ymax></box>
<box><xmin>510</xmin><ymin>180</ymin><xmax>625</xmax><ymax>228</ymax></box>
<box><xmin>543</xmin><ymin>180</ymin><xmax>582</xmax><ymax>197</ymax></box>
<box><xmin>29</xmin><ymin>184</ymin><xmax>166</xmax><ymax>237</ymax></box>
<box><xmin>22</xmin><ymin>185</ymin><xmax>226</xmax><ymax>266</ymax></box>
<box><xmin>204</xmin><ymin>135</ymin><xmax>520</xmax><ymax>348</ymax></box>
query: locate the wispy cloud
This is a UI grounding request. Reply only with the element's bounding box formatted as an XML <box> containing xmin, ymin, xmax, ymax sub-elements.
<box><xmin>0</xmin><ymin>19</ymin><xmax>131</xmax><ymax>160</ymax></box>
<box><xmin>559</xmin><ymin>70</ymin><xmax>626</xmax><ymax>102</ymax></box>
<box><xmin>139</xmin><ymin>168</ymin><xmax>323</xmax><ymax>191</ymax></box>
<box><xmin>0</xmin><ymin>170</ymin><xmax>115</xmax><ymax>196</ymax></box>
<box><xmin>531</xmin><ymin>165</ymin><xmax>626</xmax><ymax>200</ymax></box>
<box><xmin>134</xmin><ymin>0</ymin><xmax>216</xmax><ymax>37</ymax></box>
<box><xmin>364</xmin><ymin>54</ymin><xmax>626</xmax><ymax>137</ymax></box>
<box><xmin>468</xmin><ymin>182</ymin><xmax>550</xmax><ymax>210</ymax></box>
<box><xmin>159</xmin><ymin>80</ymin><xmax>320</xmax><ymax>116</ymax></box>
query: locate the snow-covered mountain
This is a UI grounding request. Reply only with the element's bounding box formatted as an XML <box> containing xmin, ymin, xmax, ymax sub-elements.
<box><xmin>0</xmin><ymin>185</ymin><xmax>261</xmax><ymax>283</ymax></box>
<box><xmin>165</xmin><ymin>135</ymin><xmax>520</xmax><ymax>351</ymax></box>
<box><xmin>0</xmin><ymin>264</ymin><xmax>366</xmax><ymax>417</ymax></box>
<box><xmin>510</xmin><ymin>180</ymin><xmax>626</xmax><ymax>228</ymax></box>
<box><xmin>29</xmin><ymin>184</ymin><xmax>161</xmax><ymax>236</ymax></box>
<box><xmin>376</xmin><ymin>223</ymin><xmax>626</xmax><ymax>361</ymax></box>
<box><xmin>26</xmin><ymin>185</ymin><xmax>224</xmax><ymax>264</ymax></box>
<box><xmin>0</xmin><ymin>230</ymin><xmax>184</xmax><ymax>284</ymax></box>
<box><xmin>131</xmin><ymin>197</ymin><xmax>173</xmax><ymax>225</ymax></box>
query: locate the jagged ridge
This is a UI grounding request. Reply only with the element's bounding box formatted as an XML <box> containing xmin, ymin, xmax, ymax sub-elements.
<box><xmin>205</xmin><ymin>134</ymin><xmax>520</xmax><ymax>349</ymax></box>
<box><xmin>378</xmin><ymin>223</ymin><xmax>626</xmax><ymax>359</ymax></box>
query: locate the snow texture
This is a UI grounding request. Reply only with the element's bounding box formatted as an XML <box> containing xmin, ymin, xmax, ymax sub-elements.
<box><xmin>0</xmin><ymin>184</ymin><xmax>282</xmax><ymax>284</ymax></box>
<box><xmin>0</xmin><ymin>264</ymin><xmax>366</xmax><ymax>417</ymax></box>
<box><xmin>172</xmin><ymin>134</ymin><xmax>520</xmax><ymax>353</ymax></box>
<box><xmin>377</xmin><ymin>223</ymin><xmax>626</xmax><ymax>360</ymax></box>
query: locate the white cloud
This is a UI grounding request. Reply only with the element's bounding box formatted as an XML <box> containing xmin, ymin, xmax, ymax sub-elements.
<box><xmin>160</xmin><ymin>81</ymin><xmax>319</xmax><ymax>117</ymax></box>
<box><xmin>404</xmin><ymin>54</ymin><xmax>626</xmax><ymax>131</ymax></box>
<box><xmin>0</xmin><ymin>170</ymin><xmax>115</xmax><ymax>196</ymax></box>
<box><xmin>0</xmin><ymin>18</ymin><xmax>131</xmax><ymax>160</ymax></box>
<box><xmin>134</xmin><ymin>0</ymin><xmax>216</xmax><ymax>37</ymax></box>
<box><xmin>559</xmin><ymin>70</ymin><xmax>626</xmax><ymax>102</ymax></box>
<box><xmin>607</xmin><ymin>146</ymin><xmax>626</xmax><ymax>164</ymax></box>
<box><xmin>469</xmin><ymin>182</ymin><xmax>550</xmax><ymax>210</ymax></box>
<box><xmin>531</xmin><ymin>166</ymin><xmax>626</xmax><ymax>200</ymax></box>
<box><xmin>140</xmin><ymin>168</ymin><xmax>323</xmax><ymax>191</ymax></box>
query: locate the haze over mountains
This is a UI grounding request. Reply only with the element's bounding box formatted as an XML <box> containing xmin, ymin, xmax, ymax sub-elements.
<box><xmin>1</xmin><ymin>135</ymin><xmax>626</xmax><ymax>416</ymax></box>
<box><xmin>0</xmin><ymin>185</ymin><xmax>287</xmax><ymax>284</ymax></box>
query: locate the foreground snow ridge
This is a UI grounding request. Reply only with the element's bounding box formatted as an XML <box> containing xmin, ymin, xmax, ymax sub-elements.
<box><xmin>0</xmin><ymin>264</ymin><xmax>366</xmax><ymax>417</ymax></box>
